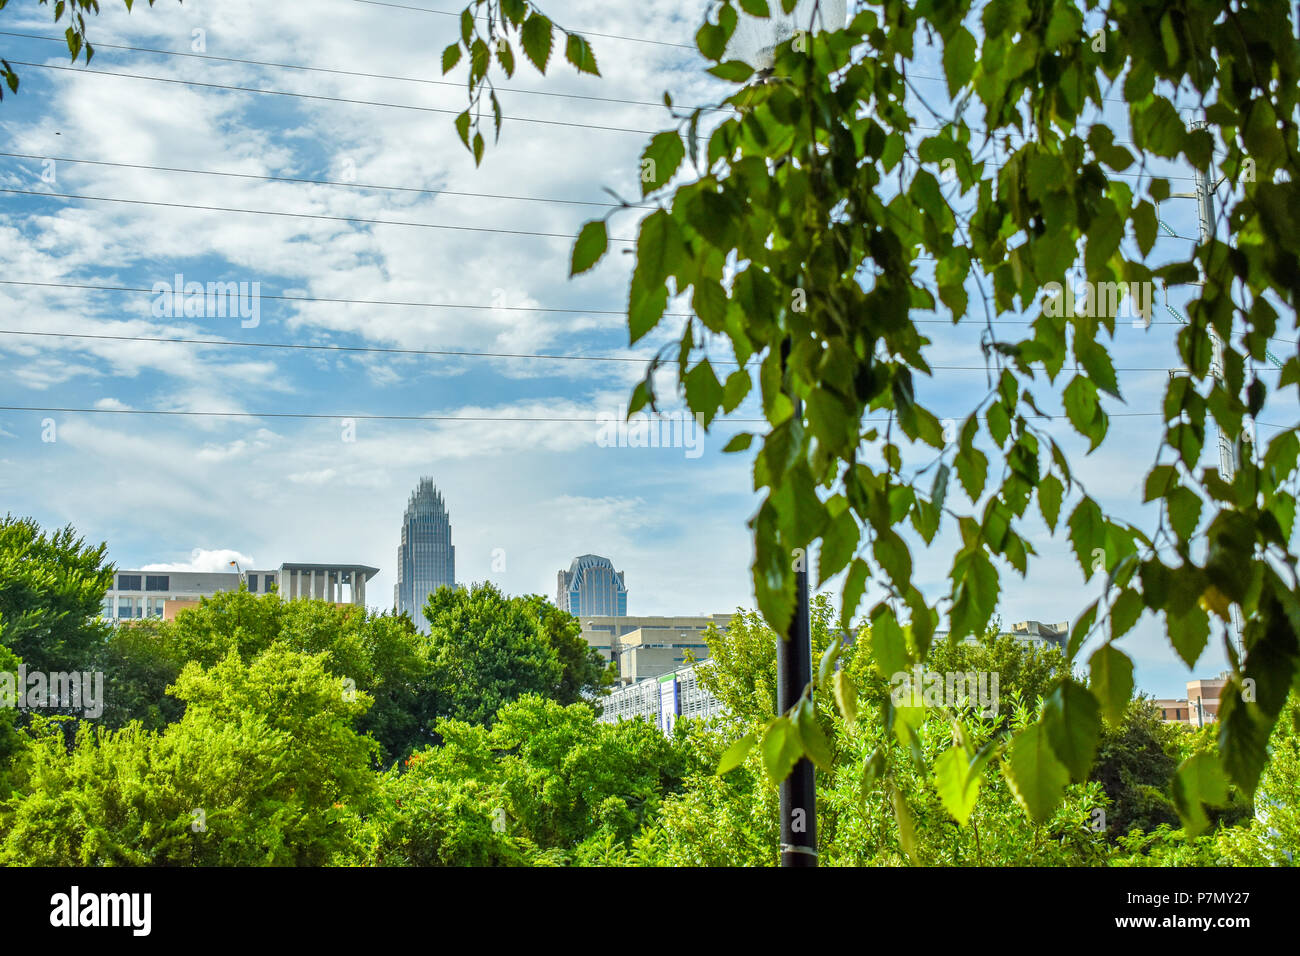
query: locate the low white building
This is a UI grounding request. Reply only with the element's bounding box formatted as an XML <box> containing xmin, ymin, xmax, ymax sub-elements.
<box><xmin>100</xmin><ymin>563</ymin><xmax>378</xmax><ymax>622</ymax></box>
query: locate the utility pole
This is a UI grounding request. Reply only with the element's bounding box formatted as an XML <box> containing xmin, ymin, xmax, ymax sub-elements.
<box><xmin>778</xmin><ymin>400</ymin><xmax>817</xmax><ymax>867</ymax></box>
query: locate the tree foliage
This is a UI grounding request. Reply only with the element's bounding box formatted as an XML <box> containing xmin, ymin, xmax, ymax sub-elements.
<box><xmin>0</xmin><ymin>648</ymin><xmax>377</xmax><ymax>865</ymax></box>
<box><xmin>444</xmin><ymin>0</ymin><xmax>1300</xmax><ymax>833</ymax></box>
<box><xmin>0</xmin><ymin>514</ymin><xmax>112</xmax><ymax>674</ymax></box>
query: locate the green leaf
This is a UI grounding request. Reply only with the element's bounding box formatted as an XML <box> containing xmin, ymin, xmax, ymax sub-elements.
<box><xmin>722</xmin><ymin>369</ymin><xmax>751</xmax><ymax>413</ymax></box>
<box><xmin>684</xmin><ymin>360</ymin><xmax>725</xmax><ymax>424</ymax></box>
<box><xmin>795</xmin><ymin>698</ymin><xmax>833</xmax><ymax>772</ymax></box>
<box><xmin>870</xmin><ymin>605</ymin><xmax>910</xmax><ymax>679</ymax></box>
<box><xmin>832</xmin><ymin>670</ymin><xmax>858</xmax><ymax>724</ymax></box>
<box><xmin>934</xmin><ymin>744</ymin><xmax>981</xmax><ymax>826</ymax></box>
<box><xmin>840</xmin><ymin>558</ymin><xmax>870</xmax><ymax>626</ymax></box>
<box><xmin>1109</xmin><ymin>588</ymin><xmax>1144</xmax><ymax>640</ymax></box>
<box><xmin>942</xmin><ymin>26</ymin><xmax>976</xmax><ymax>96</ymax></box>
<box><xmin>818</xmin><ymin>508</ymin><xmax>858</xmax><ymax>585</ymax></box>
<box><xmin>717</xmin><ymin>733</ymin><xmax>757</xmax><ymax>774</ymax></box>
<box><xmin>1042</xmin><ymin>680</ymin><xmax>1101</xmax><ymax>782</ymax></box>
<box><xmin>761</xmin><ymin>715</ymin><xmax>802</xmax><ymax>782</ymax></box>
<box><xmin>955</xmin><ymin>446</ymin><xmax>988</xmax><ymax>500</ymax></box>
<box><xmin>1167</xmin><ymin>604</ymin><xmax>1210</xmax><ymax>669</ymax></box>
<box><xmin>738</xmin><ymin>0</ymin><xmax>770</xmax><ymax>15</ymax></box>
<box><xmin>441</xmin><ymin>42</ymin><xmax>462</xmax><ymax>73</ymax></box>
<box><xmin>1002</xmin><ymin>723</ymin><xmax>1069</xmax><ymax>824</ymax></box>
<box><xmin>707</xmin><ymin>60</ymin><xmax>754</xmax><ymax>83</ymax></box>
<box><xmin>640</xmin><ymin>131</ymin><xmax>686</xmax><ymax>197</ymax></box>
<box><xmin>1068</xmin><ymin>497</ymin><xmax>1104</xmax><ymax>580</ymax></box>
<box><xmin>1166</xmin><ymin>486</ymin><xmax>1202</xmax><ymax>541</ymax></box>
<box><xmin>722</xmin><ymin>432</ymin><xmax>753</xmax><ymax>453</ymax></box>
<box><xmin>570</xmin><ymin>220</ymin><xmax>608</xmax><ymax>276</ymax></box>
<box><xmin>1172</xmin><ymin>752</ymin><xmax>1228</xmax><ymax>836</ymax></box>
<box><xmin>521</xmin><ymin>14</ymin><xmax>554</xmax><ymax>73</ymax></box>
<box><xmin>1037</xmin><ymin>473</ymin><xmax>1063</xmax><ymax>531</ymax></box>
<box><xmin>860</xmin><ymin>746</ymin><xmax>886</xmax><ymax>799</ymax></box>
<box><xmin>872</xmin><ymin>529</ymin><xmax>912</xmax><ymax>590</ymax></box>
<box><xmin>1218</xmin><ymin>690</ymin><xmax>1271</xmax><ymax>795</ymax></box>
<box><xmin>1089</xmin><ymin>644</ymin><xmax>1134</xmax><ymax>725</ymax></box>
<box><xmin>565</xmin><ymin>33</ymin><xmax>600</xmax><ymax>75</ymax></box>
<box><xmin>889</xmin><ymin>782</ymin><xmax>920</xmax><ymax>864</ymax></box>
<box><xmin>1063</xmin><ymin>374</ymin><xmax>1099</xmax><ymax>443</ymax></box>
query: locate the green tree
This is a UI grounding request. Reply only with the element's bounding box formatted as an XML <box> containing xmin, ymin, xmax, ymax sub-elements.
<box><xmin>93</xmin><ymin>620</ymin><xmax>185</xmax><ymax>731</ymax></box>
<box><xmin>442</xmin><ymin>0</ymin><xmax>1300</xmax><ymax>834</ymax></box>
<box><xmin>0</xmin><ymin>647</ymin><xmax>377</xmax><ymax>865</ymax></box>
<box><xmin>1215</xmin><ymin>692</ymin><xmax>1300</xmax><ymax>865</ymax></box>
<box><xmin>522</xmin><ymin>594</ymin><xmax>617</xmax><ymax>704</ymax></box>
<box><xmin>349</xmin><ymin>694</ymin><xmax>701</xmax><ymax>865</ymax></box>
<box><xmin>162</xmin><ymin>589</ymin><xmax>437</xmax><ymax>763</ymax></box>
<box><xmin>0</xmin><ymin>515</ymin><xmax>112</xmax><ymax>675</ymax></box>
<box><xmin>422</xmin><ymin>583</ymin><xmax>563</xmax><ymax>726</ymax></box>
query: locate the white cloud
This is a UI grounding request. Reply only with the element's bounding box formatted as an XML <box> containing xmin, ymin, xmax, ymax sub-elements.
<box><xmin>141</xmin><ymin>547</ymin><xmax>256</xmax><ymax>573</ymax></box>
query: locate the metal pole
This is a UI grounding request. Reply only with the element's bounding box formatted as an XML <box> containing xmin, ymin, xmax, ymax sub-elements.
<box><xmin>778</xmin><ymin>396</ymin><xmax>817</xmax><ymax>867</ymax></box>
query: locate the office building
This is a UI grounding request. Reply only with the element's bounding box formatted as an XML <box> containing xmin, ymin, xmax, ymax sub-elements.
<box><xmin>579</xmin><ymin>614</ymin><xmax>732</xmax><ymax>683</ymax></box>
<box><xmin>1158</xmin><ymin>673</ymin><xmax>1229</xmax><ymax>726</ymax></box>
<box><xmin>557</xmin><ymin>554</ymin><xmax>628</xmax><ymax>618</ymax></box>
<box><xmin>931</xmin><ymin>620</ymin><xmax>1070</xmax><ymax>652</ymax></box>
<box><xmin>100</xmin><ymin>562</ymin><xmax>377</xmax><ymax>622</ymax></box>
<box><xmin>599</xmin><ymin>662</ymin><xmax>725</xmax><ymax>733</ymax></box>
<box><xmin>395</xmin><ymin>478</ymin><xmax>456</xmax><ymax>632</ymax></box>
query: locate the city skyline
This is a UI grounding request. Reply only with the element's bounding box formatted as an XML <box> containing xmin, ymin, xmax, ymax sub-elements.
<box><xmin>0</xmin><ymin>0</ymin><xmax>1254</xmax><ymax>700</ymax></box>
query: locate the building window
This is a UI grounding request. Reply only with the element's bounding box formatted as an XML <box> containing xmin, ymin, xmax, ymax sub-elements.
<box><xmin>265</xmin><ymin>574</ymin><xmax>276</xmax><ymax>591</ymax></box>
<box><xmin>118</xmin><ymin>598</ymin><xmax>135</xmax><ymax>618</ymax></box>
<box><xmin>118</xmin><ymin>574</ymin><xmax>142</xmax><ymax>591</ymax></box>
<box><xmin>248</xmin><ymin>574</ymin><xmax>259</xmax><ymax>593</ymax></box>
<box><xmin>145</xmin><ymin>574</ymin><xmax>169</xmax><ymax>591</ymax></box>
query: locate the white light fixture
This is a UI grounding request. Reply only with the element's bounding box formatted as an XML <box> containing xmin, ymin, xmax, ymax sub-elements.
<box><xmin>724</xmin><ymin>0</ymin><xmax>849</xmax><ymax>73</ymax></box>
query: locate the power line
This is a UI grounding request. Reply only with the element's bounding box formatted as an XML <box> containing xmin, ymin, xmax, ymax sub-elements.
<box><xmin>0</xmin><ymin>403</ymin><xmax>1256</xmax><ymax>425</ymax></box>
<box><xmin>0</xmin><ymin>186</ymin><xmax>639</xmax><ymax>243</ymax></box>
<box><xmin>349</xmin><ymin>0</ymin><xmax>697</xmax><ymax>50</ymax></box>
<box><xmin>0</xmin><ymin>278</ymin><xmax>645</xmax><ymax>315</ymax></box>
<box><xmin>0</xmin><ymin>404</ymin><xmax>756</xmax><ymax>423</ymax></box>
<box><xmin>0</xmin><ymin>278</ymin><xmax>1248</xmax><ymax>335</ymax></box>
<box><xmin>0</xmin><ymin>278</ymin><xmax>1242</xmax><ymax>330</ymax></box>
<box><xmin>0</xmin><ymin>150</ymin><xmax>646</xmax><ymax>210</ymax></box>
<box><xmin>0</xmin><ymin>149</ymin><xmax>1194</xmax><ymax>209</ymax></box>
<box><xmin>0</xmin><ymin>29</ymin><xmax>723</xmax><ymax>112</ymax></box>
<box><xmin>0</xmin><ymin>328</ymin><xmax>658</xmax><ymax>365</ymax></box>
<box><xmin>3</xmin><ymin>60</ymin><xmax>663</xmax><ymax>136</ymax></box>
<box><xmin>0</xmin><ymin>328</ymin><xmax>1277</xmax><ymax>375</ymax></box>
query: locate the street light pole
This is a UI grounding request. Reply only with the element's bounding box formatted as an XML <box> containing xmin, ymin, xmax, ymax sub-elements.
<box><xmin>778</xmin><ymin>421</ymin><xmax>817</xmax><ymax>865</ymax></box>
<box><xmin>725</xmin><ymin>0</ymin><xmax>847</xmax><ymax>870</ymax></box>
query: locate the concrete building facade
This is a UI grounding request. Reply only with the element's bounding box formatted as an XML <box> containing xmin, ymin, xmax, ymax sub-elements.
<box><xmin>579</xmin><ymin>614</ymin><xmax>732</xmax><ymax>684</ymax></box>
<box><xmin>100</xmin><ymin>563</ymin><xmax>377</xmax><ymax>623</ymax></box>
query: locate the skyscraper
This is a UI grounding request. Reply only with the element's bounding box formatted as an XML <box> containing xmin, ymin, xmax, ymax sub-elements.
<box><xmin>556</xmin><ymin>554</ymin><xmax>628</xmax><ymax>618</ymax></box>
<box><xmin>395</xmin><ymin>478</ymin><xmax>456</xmax><ymax>631</ymax></box>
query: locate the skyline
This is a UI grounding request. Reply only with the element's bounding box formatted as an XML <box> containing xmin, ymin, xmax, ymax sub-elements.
<box><xmin>0</xmin><ymin>0</ymin><xmax>1283</xmax><ymax>699</ymax></box>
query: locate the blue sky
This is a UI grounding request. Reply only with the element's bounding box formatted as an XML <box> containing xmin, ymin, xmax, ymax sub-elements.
<box><xmin>0</xmin><ymin>0</ymin><xmax>1292</xmax><ymax>699</ymax></box>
